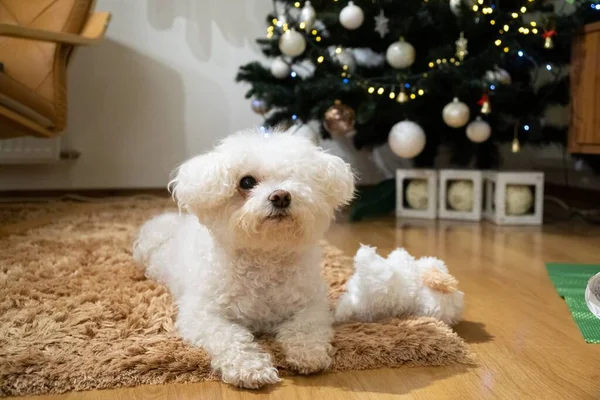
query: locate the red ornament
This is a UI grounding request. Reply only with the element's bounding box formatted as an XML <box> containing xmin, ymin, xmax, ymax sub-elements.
<box><xmin>477</xmin><ymin>93</ymin><xmax>489</xmax><ymax>106</ymax></box>
<box><xmin>478</xmin><ymin>93</ymin><xmax>491</xmax><ymax>114</ymax></box>
<box><xmin>543</xmin><ymin>29</ymin><xmax>556</xmax><ymax>49</ymax></box>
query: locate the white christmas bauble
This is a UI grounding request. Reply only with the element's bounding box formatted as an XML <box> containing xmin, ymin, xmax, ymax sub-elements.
<box><xmin>270</xmin><ymin>57</ymin><xmax>290</xmax><ymax>79</ymax></box>
<box><xmin>405</xmin><ymin>179</ymin><xmax>429</xmax><ymax>210</ymax></box>
<box><xmin>300</xmin><ymin>1</ymin><xmax>317</xmax><ymax>31</ymax></box>
<box><xmin>279</xmin><ymin>29</ymin><xmax>306</xmax><ymax>57</ymax></box>
<box><xmin>335</xmin><ymin>48</ymin><xmax>357</xmax><ymax>73</ymax></box>
<box><xmin>447</xmin><ymin>180</ymin><xmax>474</xmax><ymax>211</ymax></box>
<box><xmin>339</xmin><ymin>1</ymin><xmax>364</xmax><ymax>30</ymax></box>
<box><xmin>388</xmin><ymin>120</ymin><xmax>426</xmax><ymax>159</ymax></box>
<box><xmin>293</xmin><ymin>123</ymin><xmax>320</xmax><ymax>145</ymax></box>
<box><xmin>386</xmin><ymin>38</ymin><xmax>416</xmax><ymax>69</ymax></box>
<box><xmin>466</xmin><ymin>117</ymin><xmax>491</xmax><ymax>143</ymax></box>
<box><xmin>485</xmin><ymin>67</ymin><xmax>512</xmax><ymax>85</ymax></box>
<box><xmin>450</xmin><ymin>0</ymin><xmax>475</xmax><ymax>15</ymax></box>
<box><xmin>443</xmin><ymin>97</ymin><xmax>470</xmax><ymax>128</ymax></box>
<box><xmin>506</xmin><ymin>185</ymin><xmax>534</xmax><ymax>215</ymax></box>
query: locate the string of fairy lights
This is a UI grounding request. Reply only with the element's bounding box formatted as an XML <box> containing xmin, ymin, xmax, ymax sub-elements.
<box><xmin>265</xmin><ymin>0</ymin><xmax>560</xmax><ymax>106</ymax></box>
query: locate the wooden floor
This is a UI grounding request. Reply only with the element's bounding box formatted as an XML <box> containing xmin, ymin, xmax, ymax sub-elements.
<box><xmin>12</xmin><ymin>216</ymin><xmax>600</xmax><ymax>400</ymax></box>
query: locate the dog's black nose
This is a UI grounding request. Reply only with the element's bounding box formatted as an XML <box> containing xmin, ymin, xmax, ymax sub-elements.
<box><xmin>269</xmin><ymin>190</ymin><xmax>291</xmax><ymax>209</ymax></box>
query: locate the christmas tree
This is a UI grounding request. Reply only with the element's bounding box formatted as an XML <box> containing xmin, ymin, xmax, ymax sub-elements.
<box><xmin>236</xmin><ymin>0</ymin><xmax>598</xmax><ymax>219</ymax></box>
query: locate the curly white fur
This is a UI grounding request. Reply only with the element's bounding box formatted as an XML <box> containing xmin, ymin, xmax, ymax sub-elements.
<box><xmin>335</xmin><ymin>245</ymin><xmax>464</xmax><ymax>325</ymax></box>
<box><xmin>133</xmin><ymin>129</ymin><xmax>354</xmax><ymax>389</ymax></box>
<box><xmin>133</xmin><ymin>128</ymin><xmax>464</xmax><ymax>390</ymax></box>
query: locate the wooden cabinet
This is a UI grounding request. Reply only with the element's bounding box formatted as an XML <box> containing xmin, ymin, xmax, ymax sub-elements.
<box><xmin>569</xmin><ymin>22</ymin><xmax>600</xmax><ymax>154</ymax></box>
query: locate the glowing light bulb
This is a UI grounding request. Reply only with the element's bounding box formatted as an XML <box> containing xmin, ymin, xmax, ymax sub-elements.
<box><xmin>312</xmin><ymin>29</ymin><xmax>318</xmax><ymax>35</ymax></box>
<box><xmin>472</xmin><ymin>4</ymin><xmax>479</xmax><ymax>11</ymax></box>
<box><xmin>316</xmin><ymin>36</ymin><xmax>321</xmax><ymax>42</ymax></box>
<box><xmin>272</xmin><ymin>18</ymin><xmax>278</xmax><ymax>24</ymax></box>
<box><xmin>490</xmin><ymin>84</ymin><xmax>496</xmax><ymax>90</ymax></box>
<box><xmin>389</xmin><ymin>92</ymin><xmax>396</xmax><ymax>99</ymax></box>
<box><xmin>410</xmin><ymin>94</ymin><xmax>417</xmax><ymax>99</ymax></box>
<box><xmin>504</xmin><ymin>47</ymin><xmax>509</xmax><ymax>53</ymax></box>
<box><xmin>530</xmin><ymin>21</ymin><xmax>537</xmax><ymax>27</ymax></box>
<box><xmin>532</xmin><ymin>28</ymin><xmax>538</xmax><ymax>34</ymax></box>
<box><xmin>512</xmin><ymin>12</ymin><xmax>519</xmax><ymax>18</ymax></box>
<box><xmin>436</xmin><ymin>59</ymin><xmax>442</xmax><ymax>64</ymax></box>
<box><xmin>429</xmin><ymin>61</ymin><xmax>434</xmax><ymax>67</ymax></box>
<box><xmin>294</xmin><ymin>1</ymin><xmax>301</xmax><ymax>7</ymax></box>
<box><xmin>546</xmin><ymin>64</ymin><xmax>552</xmax><ymax>71</ymax></box>
<box><xmin>335</xmin><ymin>47</ymin><xmax>342</xmax><ymax>54</ymax></box>
<box><xmin>490</xmin><ymin>20</ymin><xmax>496</xmax><ymax>25</ymax></box>
<box><xmin>299</xmin><ymin>22</ymin><xmax>306</xmax><ymax>30</ymax></box>
<box><xmin>292</xmin><ymin>114</ymin><xmax>298</xmax><ymax>120</ymax></box>
<box><xmin>504</xmin><ymin>25</ymin><xmax>509</xmax><ymax>31</ymax></box>
<box><xmin>418</xmin><ymin>89</ymin><xmax>425</xmax><ymax>95</ymax></box>
<box><xmin>520</xmin><ymin>6</ymin><xmax>527</xmax><ymax>12</ymax></box>
<box><xmin>290</xmin><ymin>71</ymin><xmax>297</xmax><ymax>78</ymax></box>
<box><xmin>317</xmin><ymin>56</ymin><xmax>324</xmax><ymax>63</ymax></box>
<box><xmin>518</xmin><ymin>50</ymin><xmax>524</xmax><ymax>57</ymax></box>
<box><xmin>368</xmin><ymin>87</ymin><xmax>375</xmax><ymax>94</ymax></box>
<box><xmin>524</xmin><ymin>124</ymin><xmax>530</xmax><ymax>131</ymax></box>
<box><xmin>495</xmin><ymin>39</ymin><xmax>502</xmax><ymax>46</ymax></box>
<box><xmin>377</xmin><ymin>87</ymin><xmax>385</xmax><ymax>95</ymax></box>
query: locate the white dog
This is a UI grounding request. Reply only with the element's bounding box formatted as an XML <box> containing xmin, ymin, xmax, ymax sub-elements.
<box><xmin>133</xmin><ymin>129</ymin><xmax>355</xmax><ymax>389</ymax></box>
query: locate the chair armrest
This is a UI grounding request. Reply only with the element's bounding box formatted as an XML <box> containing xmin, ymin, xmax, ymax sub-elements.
<box><xmin>0</xmin><ymin>12</ymin><xmax>111</xmax><ymax>45</ymax></box>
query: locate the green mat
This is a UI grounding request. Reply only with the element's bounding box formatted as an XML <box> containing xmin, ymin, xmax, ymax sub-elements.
<box><xmin>546</xmin><ymin>263</ymin><xmax>600</xmax><ymax>343</ymax></box>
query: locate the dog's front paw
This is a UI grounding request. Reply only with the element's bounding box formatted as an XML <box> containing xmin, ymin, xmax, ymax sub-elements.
<box><xmin>219</xmin><ymin>355</ymin><xmax>280</xmax><ymax>389</ymax></box>
<box><xmin>285</xmin><ymin>345</ymin><xmax>332</xmax><ymax>375</ymax></box>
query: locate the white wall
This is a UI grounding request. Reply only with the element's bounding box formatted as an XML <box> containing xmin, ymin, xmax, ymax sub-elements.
<box><xmin>0</xmin><ymin>0</ymin><xmax>270</xmax><ymax>190</ymax></box>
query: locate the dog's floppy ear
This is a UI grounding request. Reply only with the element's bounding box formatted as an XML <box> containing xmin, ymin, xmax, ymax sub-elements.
<box><xmin>169</xmin><ymin>151</ymin><xmax>231</xmax><ymax>217</ymax></box>
<box><xmin>317</xmin><ymin>151</ymin><xmax>355</xmax><ymax>209</ymax></box>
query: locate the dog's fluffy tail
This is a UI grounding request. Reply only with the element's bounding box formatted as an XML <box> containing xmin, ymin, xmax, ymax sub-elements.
<box><xmin>132</xmin><ymin>212</ymin><xmax>181</xmax><ymax>271</ymax></box>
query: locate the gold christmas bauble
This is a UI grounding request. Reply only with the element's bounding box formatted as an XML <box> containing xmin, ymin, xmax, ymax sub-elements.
<box><xmin>323</xmin><ymin>101</ymin><xmax>356</xmax><ymax>136</ymax></box>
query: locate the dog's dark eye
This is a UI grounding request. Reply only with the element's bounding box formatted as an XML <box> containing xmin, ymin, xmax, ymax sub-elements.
<box><xmin>239</xmin><ymin>176</ymin><xmax>257</xmax><ymax>190</ymax></box>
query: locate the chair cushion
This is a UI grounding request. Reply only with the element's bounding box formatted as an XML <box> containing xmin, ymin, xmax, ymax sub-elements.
<box><xmin>0</xmin><ymin>0</ymin><xmax>94</xmax><ymax>130</ymax></box>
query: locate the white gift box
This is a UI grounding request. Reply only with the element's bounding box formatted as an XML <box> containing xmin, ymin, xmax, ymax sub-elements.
<box><xmin>438</xmin><ymin>169</ymin><xmax>484</xmax><ymax>221</ymax></box>
<box><xmin>395</xmin><ymin>169</ymin><xmax>437</xmax><ymax>220</ymax></box>
<box><xmin>483</xmin><ymin>171</ymin><xmax>544</xmax><ymax>225</ymax></box>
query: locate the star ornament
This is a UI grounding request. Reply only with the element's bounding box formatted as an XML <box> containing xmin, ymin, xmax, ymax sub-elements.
<box><xmin>374</xmin><ymin>9</ymin><xmax>389</xmax><ymax>38</ymax></box>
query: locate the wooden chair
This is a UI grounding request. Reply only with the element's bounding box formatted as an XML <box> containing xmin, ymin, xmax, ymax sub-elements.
<box><xmin>0</xmin><ymin>0</ymin><xmax>110</xmax><ymax>139</ymax></box>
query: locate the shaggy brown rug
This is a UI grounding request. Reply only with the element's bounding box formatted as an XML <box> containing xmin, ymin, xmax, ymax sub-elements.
<box><xmin>0</xmin><ymin>198</ymin><xmax>472</xmax><ymax>397</ymax></box>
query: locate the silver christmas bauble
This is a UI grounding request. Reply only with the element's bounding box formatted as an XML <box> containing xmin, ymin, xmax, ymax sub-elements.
<box><xmin>447</xmin><ymin>180</ymin><xmax>474</xmax><ymax>211</ymax></box>
<box><xmin>386</xmin><ymin>38</ymin><xmax>416</xmax><ymax>69</ymax></box>
<box><xmin>506</xmin><ymin>185</ymin><xmax>534</xmax><ymax>215</ymax></box>
<box><xmin>251</xmin><ymin>98</ymin><xmax>270</xmax><ymax>115</ymax></box>
<box><xmin>388</xmin><ymin>120</ymin><xmax>426</xmax><ymax>159</ymax></box>
<box><xmin>270</xmin><ymin>57</ymin><xmax>290</xmax><ymax>79</ymax></box>
<box><xmin>300</xmin><ymin>1</ymin><xmax>317</xmax><ymax>31</ymax></box>
<box><xmin>443</xmin><ymin>97</ymin><xmax>470</xmax><ymax>128</ymax></box>
<box><xmin>405</xmin><ymin>179</ymin><xmax>429</xmax><ymax>210</ymax></box>
<box><xmin>339</xmin><ymin>1</ymin><xmax>364</xmax><ymax>30</ymax></box>
<box><xmin>278</xmin><ymin>29</ymin><xmax>306</xmax><ymax>57</ymax></box>
<box><xmin>466</xmin><ymin>117</ymin><xmax>491</xmax><ymax>143</ymax></box>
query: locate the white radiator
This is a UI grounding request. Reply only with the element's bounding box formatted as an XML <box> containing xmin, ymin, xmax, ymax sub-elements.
<box><xmin>0</xmin><ymin>137</ymin><xmax>61</xmax><ymax>164</ymax></box>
